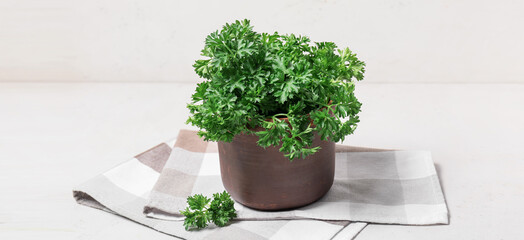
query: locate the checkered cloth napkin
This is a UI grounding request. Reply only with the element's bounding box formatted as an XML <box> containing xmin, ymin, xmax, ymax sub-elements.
<box><xmin>73</xmin><ymin>129</ymin><xmax>448</xmax><ymax>239</ymax></box>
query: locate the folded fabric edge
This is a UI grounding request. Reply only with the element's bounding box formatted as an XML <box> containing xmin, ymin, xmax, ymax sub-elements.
<box><xmin>345</xmin><ymin>214</ymin><xmax>449</xmax><ymax>226</ymax></box>
<box><xmin>332</xmin><ymin>222</ymin><xmax>368</xmax><ymax>240</ymax></box>
<box><xmin>73</xmin><ymin>190</ymin><xmax>115</xmax><ymax>214</ymax></box>
<box><xmin>143</xmin><ymin>206</ymin><xmax>184</xmax><ymax>221</ymax></box>
<box><xmin>335</xmin><ymin>145</ymin><xmax>393</xmax><ymax>152</ymax></box>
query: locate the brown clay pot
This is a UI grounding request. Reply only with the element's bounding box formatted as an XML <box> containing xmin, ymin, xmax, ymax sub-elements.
<box><xmin>217</xmin><ymin>131</ymin><xmax>335</xmax><ymax>211</ymax></box>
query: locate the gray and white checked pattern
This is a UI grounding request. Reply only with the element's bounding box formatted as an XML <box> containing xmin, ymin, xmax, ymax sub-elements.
<box><xmin>145</xmin><ymin>130</ymin><xmax>448</xmax><ymax>225</ymax></box>
<box><xmin>73</xmin><ymin>135</ymin><xmax>366</xmax><ymax>239</ymax></box>
<box><xmin>73</xmin><ymin>129</ymin><xmax>448</xmax><ymax>239</ymax></box>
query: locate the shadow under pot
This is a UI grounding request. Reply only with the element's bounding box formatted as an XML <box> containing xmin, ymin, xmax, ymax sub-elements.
<box><xmin>217</xmin><ymin>131</ymin><xmax>335</xmax><ymax>211</ymax></box>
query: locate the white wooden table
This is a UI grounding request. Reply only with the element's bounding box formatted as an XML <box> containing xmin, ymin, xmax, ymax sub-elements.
<box><xmin>1</xmin><ymin>83</ymin><xmax>523</xmax><ymax>239</ymax></box>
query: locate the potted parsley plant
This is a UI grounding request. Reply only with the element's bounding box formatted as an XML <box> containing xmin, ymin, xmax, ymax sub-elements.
<box><xmin>187</xmin><ymin>20</ymin><xmax>365</xmax><ymax>210</ymax></box>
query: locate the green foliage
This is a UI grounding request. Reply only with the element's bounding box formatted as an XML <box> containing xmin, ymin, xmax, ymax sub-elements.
<box><xmin>187</xmin><ymin>19</ymin><xmax>365</xmax><ymax>161</ymax></box>
<box><xmin>180</xmin><ymin>191</ymin><xmax>237</xmax><ymax>230</ymax></box>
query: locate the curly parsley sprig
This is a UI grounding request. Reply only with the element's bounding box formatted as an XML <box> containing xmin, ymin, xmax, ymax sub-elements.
<box><xmin>180</xmin><ymin>191</ymin><xmax>237</xmax><ymax>230</ymax></box>
<box><xmin>187</xmin><ymin>19</ymin><xmax>365</xmax><ymax>161</ymax></box>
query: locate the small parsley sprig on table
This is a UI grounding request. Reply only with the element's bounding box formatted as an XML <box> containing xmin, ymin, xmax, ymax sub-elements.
<box><xmin>180</xmin><ymin>191</ymin><xmax>237</xmax><ymax>230</ymax></box>
<box><xmin>187</xmin><ymin>19</ymin><xmax>365</xmax><ymax>161</ymax></box>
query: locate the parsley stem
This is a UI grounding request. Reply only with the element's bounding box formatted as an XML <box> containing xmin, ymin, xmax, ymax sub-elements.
<box><xmin>272</xmin><ymin>113</ymin><xmax>289</xmax><ymax>119</ymax></box>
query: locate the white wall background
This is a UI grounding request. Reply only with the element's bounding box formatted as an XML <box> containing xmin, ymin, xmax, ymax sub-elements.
<box><xmin>1</xmin><ymin>0</ymin><xmax>523</xmax><ymax>83</ymax></box>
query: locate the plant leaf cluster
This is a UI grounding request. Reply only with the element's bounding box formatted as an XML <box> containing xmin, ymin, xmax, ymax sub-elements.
<box><xmin>187</xmin><ymin>19</ymin><xmax>365</xmax><ymax>161</ymax></box>
<box><xmin>180</xmin><ymin>191</ymin><xmax>237</xmax><ymax>230</ymax></box>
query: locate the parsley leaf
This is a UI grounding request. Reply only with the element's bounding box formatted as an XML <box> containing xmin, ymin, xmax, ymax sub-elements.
<box><xmin>187</xmin><ymin>19</ymin><xmax>365</xmax><ymax>161</ymax></box>
<box><xmin>180</xmin><ymin>191</ymin><xmax>237</xmax><ymax>231</ymax></box>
